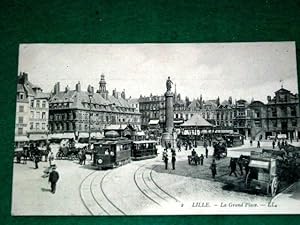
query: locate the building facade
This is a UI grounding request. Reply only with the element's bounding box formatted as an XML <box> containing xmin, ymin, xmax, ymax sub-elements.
<box><xmin>248</xmin><ymin>88</ymin><xmax>300</xmax><ymax>140</ymax></box>
<box><xmin>48</xmin><ymin>75</ymin><xmax>141</xmax><ymax>138</ymax></box>
<box><xmin>138</xmin><ymin>94</ymin><xmax>165</xmax><ymax>130</ymax></box>
<box><xmin>15</xmin><ymin>72</ymin><xmax>50</xmax><ymax>143</ymax></box>
<box><xmin>232</xmin><ymin>99</ymin><xmax>251</xmax><ymax>137</ymax></box>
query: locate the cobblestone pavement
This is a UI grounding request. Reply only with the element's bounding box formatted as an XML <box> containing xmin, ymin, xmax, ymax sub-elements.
<box><xmin>11</xmin><ymin>140</ymin><xmax>300</xmax><ymax>215</ymax></box>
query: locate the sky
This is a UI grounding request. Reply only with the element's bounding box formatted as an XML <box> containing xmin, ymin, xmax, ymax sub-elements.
<box><xmin>18</xmin><ymin>42</ymin><xmax>298</xmax><ymax>103</ymax></box>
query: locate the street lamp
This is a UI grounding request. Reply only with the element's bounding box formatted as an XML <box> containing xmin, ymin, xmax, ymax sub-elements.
<box><xmin>88</xmin><ymin>91</ymin><xmax>93</xmax><ymax>160</ymax></box>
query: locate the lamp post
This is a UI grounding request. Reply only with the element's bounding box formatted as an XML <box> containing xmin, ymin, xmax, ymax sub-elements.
<box><xmin>88</xmin><ymin>91</ymin><xmax>93</xmax><ymax>161</ymax></box>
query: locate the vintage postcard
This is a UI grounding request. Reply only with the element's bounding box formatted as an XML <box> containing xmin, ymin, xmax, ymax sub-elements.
<box><xmin>12</xmin><ymin>42</ymin><xmax>300</xmax><ymax>215</ymax></box>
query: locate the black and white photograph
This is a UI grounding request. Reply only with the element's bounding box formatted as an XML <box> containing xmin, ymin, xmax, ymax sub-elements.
<box><xmin>12</xmin><ymin>42</ymin><xmax>300</xmax><ymax>215</ymax></box>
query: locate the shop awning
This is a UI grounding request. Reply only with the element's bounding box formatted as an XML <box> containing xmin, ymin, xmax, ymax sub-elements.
<box><xmin>214</xmin><ymin>129</ymin><xmax>234</xmax><ymax>134</ymax></box>
<box><xmin>136</xmin><ymin>131</ymin><xmax>146</xmax><ymax>136</ymax></box>
<box><xmin>249</xmin><ymin>160</ymin><xmax>269</xmax><ymax>169</ymax></box>
<box><xmin>92</xmin><ymin>132</ymin><xmax>104</xmax><ymax>139</ymax></box>
<box><xmin>29</xmin><ymin>134</ymin><xmax>48</xmax><ymax>141</ymax></box>
<box><xmin>50</xmin><ymin>133</ymin><xmax>75</xmax><ymax>139</ymax></box>
<box><xmin>148</xmin><ymin>119</ymin><xmax>160</xmax><ymax>125</ymax></box>
<box><xmin>14</xmin><ymin>136</ymin><xmax>29</xmax><ymax>142</ymax></box>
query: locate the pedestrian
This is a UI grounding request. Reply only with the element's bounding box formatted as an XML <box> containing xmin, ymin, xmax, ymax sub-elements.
<box><xmin>191</xmin><ymin>148</ymin><xmax>196</xmax><ymax>156</ymax></box>
<box><xmin>250</xmin><ymin>139</ymin><xmax>253</xmax><ymax>146</ymax></box>
<box><xmin>33</xmin><ymin>154</ymin><xmax>40</xmax><ymax>169</ymax></box>
<box><xmin>48</xmin><ymin>165</ymin><xmax>59</xmax><ymax>194</ymax></box>
<box><xmin>277</xmin><ymin>140</ymin><xmax>281</xmax><ymax>149</ymax></box>
<box><xmin>205</xmin><ymin>146</ymin><xmax>208</xmax><ymax>158</ymax></box>
<box><xmin>48</xmin><ymin>151</ymin><xmax>55</xmax><ymax>167</ymax></box>
<box><xmin>237</xmin><ymin>155</ymin><xmax>244</xmax><ymax>176</ymax></box>
<box><xmin>229</xmin><ymin>158</ymin><xmax>238</xmax><ymax>177</ymax></box>
<box><xmin>162</xmin><ymin>149</ymin><xmax>167</xmax><ymax>161</ymax></box>
<box><xmin>257</xmin><ymin>140</ymin><xmax>260</xmax><ymax>148</ymax></box>
<box><xmin>177</xmin><ymin>141</ymin><xmax>181</xmax><ymax>152</ymax></box>
<box><xmin>272</xmin><ymin>140</ymin><xmax>275</xmax><ymax>149</ymax></box>
<box><xmin>171</xmin><ymin>150</ymin><xmax>176</xmax><ymax>170</ymax></box>
<box><xmin>78</xmin><ymin>150</ymin><xmax>83</xmax><ymax>164</ymax></box>
<box><xmin>281</xmin><ymin>140</ymin><xmax>284</xmax><ymax>148</ymax></box>
<box><xmin>81</xmin><ymin>150</ymin><xmax>86</xmax><ymax>165</ymax></box>
<box><xmin>164</xmin><ymin>151</ymin><xmax>168</xmax><ymax>170</ymax></box>
<box><xmin>210</xmin><ymin>159</ymin><xmax>217</xmax><ymax>179</ymax></box>
<box><xmin>199</xmin><ymin>154</ymin><xmax>204</xmax><ymax>165</ymax></box>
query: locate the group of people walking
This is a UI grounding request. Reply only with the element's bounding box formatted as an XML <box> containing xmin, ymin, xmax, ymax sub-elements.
<box><xmin>272</xmin><ymin>139</ymin><xmax>289</xmax><ymax>149</ymax></box>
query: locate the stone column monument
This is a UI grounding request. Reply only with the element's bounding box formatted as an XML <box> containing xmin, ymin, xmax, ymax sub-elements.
<box><xmin>161</xmin><ymin>76</ymin><xmax>176</xmax><ymax>148</ymax></box>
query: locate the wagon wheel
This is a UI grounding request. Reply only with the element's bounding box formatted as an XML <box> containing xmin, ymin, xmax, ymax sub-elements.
<box><xmin>245</xmin><ymin>172</ymin><xmax>251</xmax><ymax>189</ymax></box>
<box><xmin>271</xmin><ymin>177</ymin><xmax>279</xmax><ymax>197</ymax></box>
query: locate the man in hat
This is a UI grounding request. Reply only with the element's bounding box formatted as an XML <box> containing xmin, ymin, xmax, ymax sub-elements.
<box><xmin>48</xmin><ymin>165</ymin><xmax>59</xmax><ymax>194</ymax></box>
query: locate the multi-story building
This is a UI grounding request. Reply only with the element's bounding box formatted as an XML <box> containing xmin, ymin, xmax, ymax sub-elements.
<box><xmin>15</xmin><ymin>72</ymin><xmax>50</xmax><ymax>145</ymax></box>
<box><xmin>48</xmin><ymin>75</ymin><xmax>141</xmax><ymax>139</ymax></box>
<box><xmin>138</xmin><ymin>94</ymin><xmax>165</xmax><ymax>130</ymax></box>
<box><xmin>248</xmin><ymin>87</ymin><xmax>300</xmax><ymax>140</ymax></box>
<box><xmin>233</xmin><ymin>99</ymin><xmax>251</xmax><ymax>137</ymax></box>
<box><xmin>28</xmin><ymin>86</ymin><xmax>50</xmax><ymax>140</ymax></box>
<box><xmin>216</xmin><ymin>98</ymin><xmax>235</xmax><ymax>129</ymax></box>
<box><xmin>128</xmin><ymin>98</ymin><xmax>140</xmax><ymax>112</ymax></box>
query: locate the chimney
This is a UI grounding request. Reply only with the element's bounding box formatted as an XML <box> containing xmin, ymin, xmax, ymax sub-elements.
<box><xmin>22</xmin><ymin>72</ymin><xmax>28</xmax><ymax>83</ymax></box>
<box><xmin>267</xmin><ymin>96</ymin><xmax>271</xmax><ymax>102</ymax></box>
<box><xmin>54</xmin><ymin>82</ymin><xmax>60</xmax><ymax>94</ymax></box>
<box><xmin>112</xmin><ymin>89</ymin><xmax>116</xmax><ymax>98</ymax></box>
<box><xmin>75</xmin><ymin>81</ymin><xmax>81</xmax><ymax>92</ymax></box>
<box><xmin>65</xmin><ymin>85</ymin><xmax>70</xmax><ymax>93</ymax></box>
<box><xmin>228</xmin><ymin>96</ymin><xmax>232</xmax><ymax>105</ymax></box>
<box><xmin>121</xmin><ymin>89</ymin><xmax>126</xmax><ymax>99</ymax></box>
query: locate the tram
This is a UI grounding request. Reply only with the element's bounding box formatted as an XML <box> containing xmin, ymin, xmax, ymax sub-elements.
<box><xmin>93</xmin><ymin>137</ymin><xmax>132</xmax><ymax>169</ymax></box>
<box><xmin>93</xmin><ymin>131</ymin><xmax>158</xmax><ymax>169</ymax></box>
<box><xmin>131</xmin><ymin>140</ymin><xmax>157</xmax><ymax>160</ymax></box>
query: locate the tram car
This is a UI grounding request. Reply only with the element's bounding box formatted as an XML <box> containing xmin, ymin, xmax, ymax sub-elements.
<box><xmin>93</xmin><ymin>131</ymin><xmax>158</xmax><ymax>169</ymax></box>
<box><xmin>131</xmin><ymin>140</ymin><xmax>157</xmax><ymax>160</ymax></box>
<box><xmin>93</xmin><ymin>138</ymin><xmax>132</xmax><ymax>169</ymax></box>
<box><xmin>93</xmin><ymin>131</ymin><xmax>131</xmax><ymax>169</ymax></box>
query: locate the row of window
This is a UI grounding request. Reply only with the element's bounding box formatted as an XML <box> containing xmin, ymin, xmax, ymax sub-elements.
<box><xmin>31</xmin><ymin>100</ymin><xmax>47</xmax><ymax>108</ymax></box>
<box><xmin>50</xmin><ymin>112</ymin><xmax>140</xmax><ymax>123</ymax></box>
<box><xmin>140</xmin><ymin>102</ymin><xmax>165</xmax><ymax>110</ymax></box>
<box><xmin>30</xmin><ymin>111</ymin><xmax>47</xmax><ymax>119</ymax></box>
<box><xmin>30</xmin><ymin>122</ymin><xmax>47</xmax><ymax>130</ymax></box>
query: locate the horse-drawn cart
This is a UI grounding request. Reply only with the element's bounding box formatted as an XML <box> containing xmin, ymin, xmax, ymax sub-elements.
<box><xmin>56</xmin><ymin>139</ymin><xmax>80</xmax><ymax>160</ymax></box>
<box><xmin>188</xmin><ymin>155</ymin><xmax>200</xmax><ymax>165</ymax></box>
<box><xmin>245</xmin><ymin>149</ymin><xmax>299</xmax><ymax>196</ymax></box>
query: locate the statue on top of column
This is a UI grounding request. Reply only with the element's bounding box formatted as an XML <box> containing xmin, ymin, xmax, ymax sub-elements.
<box><xmin>166</xmin><ymin>76</ymin><xmax>173</xmax><ymax>92</ymax></box>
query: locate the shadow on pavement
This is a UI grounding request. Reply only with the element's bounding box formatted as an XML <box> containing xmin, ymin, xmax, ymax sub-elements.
<box><xmin>41</xmin><ymin>187</ymin><xmax>51</xmax><ymax>192</ymax></box>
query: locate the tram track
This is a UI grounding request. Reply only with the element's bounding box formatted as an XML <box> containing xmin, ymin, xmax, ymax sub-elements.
<box><xmin>79</xmin><ymin>169</ymin><xmax>126</xmax><ymax>215</ymax></box>
<box><xmin>79</xmin><ymin>170</ymin><xmax>98</xmax><ymax>215</ymax></box>
<box><xmin>133</xmin><ymin>162</ymin><xmax>182</xmax><ymax>207</ymax></box>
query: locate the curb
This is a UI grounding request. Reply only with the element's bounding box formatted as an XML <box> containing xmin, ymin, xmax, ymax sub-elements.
<box><xmin>269</xmin><ymin>182</ymin><xmax>297</xmax><ymax>205</ymax></box>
